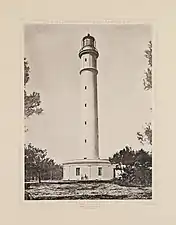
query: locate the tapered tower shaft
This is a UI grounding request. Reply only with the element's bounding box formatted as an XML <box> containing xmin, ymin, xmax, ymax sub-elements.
<box><xmin>79</xmin><ymin>34</ymin><xmax>99</xmax><ymax>159</ymax></box>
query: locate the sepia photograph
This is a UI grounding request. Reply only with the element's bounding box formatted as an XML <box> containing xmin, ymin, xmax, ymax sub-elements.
<box><xmin>24</xmin><ymin>23</ymin><xmax>152</xmax><ymax>200</ymax></box>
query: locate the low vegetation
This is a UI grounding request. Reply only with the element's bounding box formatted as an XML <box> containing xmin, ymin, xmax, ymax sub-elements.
<box><xmin>25</xmin><ymin>182</ymin><xmax>152</xmax><ymax>200</ymax></box>
<box><xmin>110</xmin><ymin>146</ymin><xmax>152</xmax><ymax>187</ymax></box>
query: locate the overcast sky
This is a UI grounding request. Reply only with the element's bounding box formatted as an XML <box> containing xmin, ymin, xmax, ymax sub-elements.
<box><xmin>24</xmin><ymin>24</ymin><xmax>152</xmax><ymax>164</ymax></box>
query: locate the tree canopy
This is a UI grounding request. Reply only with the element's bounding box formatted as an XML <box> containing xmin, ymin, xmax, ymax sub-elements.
<box><xmin>109</xmin><ymin>146</ymin><xmax>152</xmax><ymax>186</ymax></box>
<box><xmin>25</xmin><ymin>143</ymin><xmax>63</xmax><ymax>182</ymax></box>
<box><xmin>109</xmin><ymin>146</ymin><xmax>152</xmax><ymax>167</ymax></box>
<box><xmin>24</xmin><ymin>58</ymin><xmax>63</xmax><ymax>183</ymax></box>
<box><xmin>24</xmin><ymin>58</ymin><xmax>43</xmax><ymax>120</ymax></box>
<box><xmin>137</xmin><ymin>41</ymin><xmax>152</xmax><ymax>146</ymax></box>
<box><xmin>143</xmin><ymin>41</ymin><xmax>152</xmax><ymax>91</ymax></box>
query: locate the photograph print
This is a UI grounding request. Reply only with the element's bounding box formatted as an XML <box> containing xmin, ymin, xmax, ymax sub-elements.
<box><xmin>24</xmin><ymin>23</ymin><xmax>152</xmax><ymax>200</ymax></box>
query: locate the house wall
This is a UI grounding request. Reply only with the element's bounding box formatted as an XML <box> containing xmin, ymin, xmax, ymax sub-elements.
<box><xmin>63</xmin><ymin>162</ymin><xmax>113</xmax><ymax>180</ymax></box>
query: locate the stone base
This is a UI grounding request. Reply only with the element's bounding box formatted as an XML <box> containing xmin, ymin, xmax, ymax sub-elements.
<box><xmin>63</xmin><ymin>158</ymin><xmax>113</xmax><ymax>181</ymax></box>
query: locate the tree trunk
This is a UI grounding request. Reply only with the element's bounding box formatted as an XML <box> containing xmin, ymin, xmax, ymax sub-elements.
<box><xmin>50</xmin><ymin>170</ymin><xmax>53</xmax><ymax>180</ymax></box>
<box><xmin>32</xmin><ymin>171</ymin><xmax>34</xmax><ymax>180</ymax></box>
<box><xmin>38</xmin><ymin>171</ymin><xmax>41</xmax><ymax>183</ymax></box>
<box><xmin>113</xmin><ymin>168</ymin><xmax>116</xmax><ymax>178</ymax></box>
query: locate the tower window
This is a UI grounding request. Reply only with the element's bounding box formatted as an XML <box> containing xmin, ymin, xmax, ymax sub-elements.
<box><xmin>85</xmin><ymin>86</ymin><xmax>87</xmax><ymax>90</ymax></box>
<box><xmin>98</xmin><ymin>167</ymin><xmax>102</xmax><ymax>176</ymax></box>
<box><xmin>85</xmin><ymin>103</ymin><xmax>87</xmax><ymax>107</ymax></box>
<box><xmin>85</xmin><ymin>58</ymin><xmax>87</xmax><ymax>62</ymax></box>
<box><xmin>85</xmin><ymin>139</ymin><xmax>87</xmax><ymax>143</ymax></box>
<box><xmin>76</xmin><ymin>168</ymin><xmax>80</xmax><ymax>176</ymax></box>
<box><xmin>85</xmin><ymin>121</ymin><xmax>87</xmax><ymax>125</ymax></box>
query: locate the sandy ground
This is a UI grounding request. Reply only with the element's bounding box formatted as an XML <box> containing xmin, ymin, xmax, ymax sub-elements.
<box><xmin>25</xmin><ymin>182</ymin><xmax>152</xmax><ymax>200</ymax></box>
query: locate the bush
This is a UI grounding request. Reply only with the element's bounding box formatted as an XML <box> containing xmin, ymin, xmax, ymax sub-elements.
<box><xmin>114</xmin><ymin>166</ymin><xmax>152</xmax><ymax>187</ymax></box>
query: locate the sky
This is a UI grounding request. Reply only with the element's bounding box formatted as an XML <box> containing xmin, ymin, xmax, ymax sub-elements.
<box><xmin>24</xmin><ymin>24</ymin><xmax>152</xmax><ymax>164</ymax></box>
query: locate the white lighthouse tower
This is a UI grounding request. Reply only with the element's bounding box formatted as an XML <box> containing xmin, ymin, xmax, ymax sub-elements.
<box><xmin>63</xmin><ymin>34</ymin><xmax>113</xmax><ymax>181</ymax></box>
<box><xmin>79</xmin><ymin>33</ymin><xmax>99</xmax><ymax>160</ymax></box>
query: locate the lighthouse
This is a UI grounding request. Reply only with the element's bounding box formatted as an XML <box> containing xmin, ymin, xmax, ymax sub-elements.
<box><xmin>79</xmin><ymin>33</ymin><xmax>99</xmax><ymax>159</ymax></box>
<box><xmin>63</xmin><ymin>34</ymin><xmax>113</xmax><ymax>181</ymax></box>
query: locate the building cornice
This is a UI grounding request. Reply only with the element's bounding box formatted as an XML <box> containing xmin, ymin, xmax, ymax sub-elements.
<box><xmin>80</xmin><ymin>67</ymin><xmax>98</xmax><ymax>75</ymax></box>
<box><xmin>79</xmin><ymin>47</ymin><xmax>99</xmax><ymax>59</ymax></box>
<box><xmin>63</xmin><ymin>158</ymin><xmax>111</xmax><ymax>165</ymax></box>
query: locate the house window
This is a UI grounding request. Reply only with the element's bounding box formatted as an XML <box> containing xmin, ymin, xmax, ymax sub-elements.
<box><xmin>85</xmin><ymin>139</ymin><xmax>87</xmax><ymax>143</ymax></box>
<box><xmin>76</xmin><ymin>168</ymin><xmax>80</xmax><ymax>176</ymax></box>
<box><xmin>85</xmin><ymin>86</ymin><xmax>87</xmax><ymax>90</ymax></box>
<box><xmin>85</xmin><ymin>103</ymin><xmax>87</xmax><ymax>107</ymax></box>
<box><xmin>85</xmin><ymin>121</ymin><xmax>87</xmax><ymax>125</ymax></box>
<box><xmin>98</xmin><ymin>167</ymin><xmax>102</xmax><ymax>176</ymax></box>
